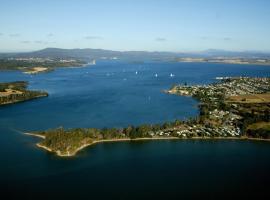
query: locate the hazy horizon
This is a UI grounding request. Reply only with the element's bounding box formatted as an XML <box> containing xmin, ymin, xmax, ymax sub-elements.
<box><xmin>1</xmin><ymin>0</ymin><xmax>270</xmax><ymax>52</ymax></box>
<box><xmin>1</xmin><ymin>47</ymin><xmax>270</xmax><ymax>54</ymax></box>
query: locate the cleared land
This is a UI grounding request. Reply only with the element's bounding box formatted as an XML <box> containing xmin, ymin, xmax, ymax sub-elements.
<box><xmin>23</xmin><ymin>67</ymin><xmax>49</xmax><ymax>74</ymax></box>
<box><xmin>227</xmin><ymin>93</ymin><xmax>270</xmax><ymax>103</ymax></box>
<box><xmin>0</xmin><ymin>88</ymin><xmax>23</xmax><ymax>97</ymax></box>
<box><xmin>246</xmin><ymin>122</ymin><xmax>270</xmax><ymax>139</ymax></box>
<box><xmin>247</xmin><ymin>122</ymin><xmax>270</xmax><ymax>130</ymax></box>
<box><xmin>0</xmin><ymin>81</ymin><xmax>48</xmax><ymax>105</ymax></box>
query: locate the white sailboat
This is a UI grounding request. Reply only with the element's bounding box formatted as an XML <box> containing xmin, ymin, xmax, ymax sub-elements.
<box><xmin>89</xmin><ymin>59</ymin><xmax>96</xmax><ymax>65</ymax></box>
<box><xmin>170</xmin><ymin>73</ymin><xmax>175</xmax><ymax>77</ymax></box>
<box><xmin>155</xmin><ymin>73</ymin><xmax>158</xmax><ymax>77</ymax></box>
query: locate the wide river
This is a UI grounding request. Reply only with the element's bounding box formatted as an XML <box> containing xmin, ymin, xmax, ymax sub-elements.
<box><xmin>0</xmin><ymin>61</ymin><xmax>270</xmax><ymax>199</ymax></box>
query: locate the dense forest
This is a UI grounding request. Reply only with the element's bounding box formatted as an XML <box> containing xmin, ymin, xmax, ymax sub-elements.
<box><xmin>36</xmin><ymin>119</ymin><xmax>193</xmax><ymax>154</ymax></box>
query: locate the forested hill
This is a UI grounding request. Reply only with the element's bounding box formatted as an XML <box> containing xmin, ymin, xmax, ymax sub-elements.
<box><xmin>1</xmin><ymin>48</ymin><xmax>270</xmax><ymax>61</ymax></box>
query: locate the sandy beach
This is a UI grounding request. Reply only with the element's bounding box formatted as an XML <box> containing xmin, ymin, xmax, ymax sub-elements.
<box><xmin>24</xmin><ymin>67</ymin><xmax>49</xmax><ymax>74</ymax></box>
<box><xmin>24</xmin><ymin>132</ymin><xmax>45</xmax><ymax>139</ymax></box>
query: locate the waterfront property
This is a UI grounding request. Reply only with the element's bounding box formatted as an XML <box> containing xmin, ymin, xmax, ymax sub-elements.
<box><xmin>27</xmin><ymin>77</ymin><xmax>270</xmax><ymax>156</ymax></box>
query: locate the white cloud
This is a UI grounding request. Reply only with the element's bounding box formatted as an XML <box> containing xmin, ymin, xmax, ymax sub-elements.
<box><xmin>9</xmin><ymin>33</ymin><xmax>20</xmax><ymax>37</ymax></box>
<box><xmin>21</xmin><ymin>41</ymin><xmax>31</xmax><ymax>44</ymax></box>
<box><xmin>84</xmin><ymin>36</ymin><xmax>103</xmax><ymax>40</ymax></box>
<box><xmin>47</xmin><ymin>33</ymin><xmax>54</xmax><ymax>37</ymax></box>
<box><xmin>155</xmin><ymin>37</ymin><xmax>166</xmax><ymax>42</ymax></box>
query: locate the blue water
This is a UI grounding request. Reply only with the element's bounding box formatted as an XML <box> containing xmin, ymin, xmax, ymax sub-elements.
<box><xmin>0</xmin><ymin>61</ymin><xmax>270</xmax><ymax>199</ymax></box>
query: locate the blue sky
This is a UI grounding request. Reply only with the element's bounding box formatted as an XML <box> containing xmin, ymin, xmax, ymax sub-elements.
<box><xmin>0</xmin><ymin>0</ymin><xmax>270</xmax><ymax>52</ymax></box>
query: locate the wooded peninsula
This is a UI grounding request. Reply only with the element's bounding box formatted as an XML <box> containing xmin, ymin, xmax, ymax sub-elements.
<box><xmin>0</xmin><ymin>58</ymin><xmax>86</xmax><ymax>74</ymax></box>
<box><xmin>28</xmin><ymin>77</ymin><xmax>270</xmax><ymax>157</ymax></box>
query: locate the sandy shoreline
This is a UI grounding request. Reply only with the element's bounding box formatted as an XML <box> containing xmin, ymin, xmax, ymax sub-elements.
<box><xmin>24</xmin><ymin>132</ymin><xmax>45</xmax><ymax>139</ymax></box>
<box><xmin>36</xmin><ymin>143</ymin><xmax>53</xmax><ymax>152</ymax></box>
<box><xmin>25</xmin><ymin>132</ymin><xmax>270</xmax><ymax>157</ymax></box>
<box><xmin>24</xmin><ymin>67</ymin><xmax>49</xmax><ymax>74</ymax></box>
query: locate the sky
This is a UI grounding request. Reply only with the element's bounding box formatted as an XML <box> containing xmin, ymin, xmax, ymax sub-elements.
<box><xmin>0</xmin><ymin>0</ymin><xmax>270</xmax><ymax>52</ymax></box>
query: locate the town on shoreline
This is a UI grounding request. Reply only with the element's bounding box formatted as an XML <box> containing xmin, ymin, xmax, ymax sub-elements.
<box><xmin>176</xmin><ymin>57</ymin><xmax>270</xmax><ymax>66</ymax></box>
<box><xmin>27</xmin><ymin>77</ymin><xmax>270</xmax><ymax>157</ymax></box>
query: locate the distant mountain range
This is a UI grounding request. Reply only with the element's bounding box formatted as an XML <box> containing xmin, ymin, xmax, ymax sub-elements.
<box><xmin>0</xmin><ymin>48</ymin><xmax>270</xmax><ymax>61</ymax></box>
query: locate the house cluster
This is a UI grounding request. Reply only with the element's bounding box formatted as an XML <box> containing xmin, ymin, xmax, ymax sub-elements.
<box><xmin>218</xmin><ymin>77</ymin><xmax>270</xmax><ymax>96</ymax></box>
<box><xmin>163</xmin><ymin>77</ymin><xmax>270</xmax><ymax>139</ymax></box>
<box><xmin>7</xmin><ymin>57</ymin><xmax>79</xmax><ymax>63</ymax></box>
<box><xmin>171</xmin><ymin>77</ymin><xmax>270</xmax><ymax>98</ymax></box>
<box><xmin>59</xmin><ymin>59</ymin><xmax>77</xmax><ymax>63</ymax></box>
<box><xmin>147</xmin><ymin>123</ymin><xmax>240</xmax><ymax>138</ymax></box>
<box><xmin>8</xmin><ymin>57</ymin><xmax>54</xmax><ymax>62</ymax></box>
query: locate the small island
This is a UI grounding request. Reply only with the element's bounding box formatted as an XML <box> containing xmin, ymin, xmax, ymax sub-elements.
<box><xmin>28</xmin><ymin>77</ymin><xmax>270</xmax><ymax>157</ymax></box>
<box><xmin>0</xmin><ymin>81</ymin><xmax>48</xmax><ymax>105</ymax></box>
